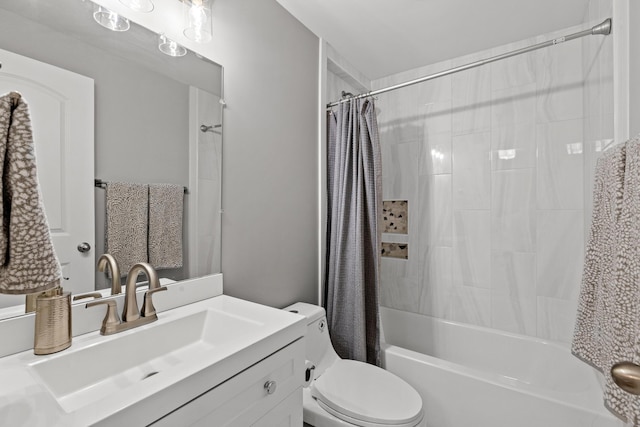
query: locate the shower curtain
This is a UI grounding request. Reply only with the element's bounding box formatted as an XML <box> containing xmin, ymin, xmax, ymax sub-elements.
<box><xmin>325</xmin><ymin>98</ymin><xmax>382</xmax><ymax>366</ymax></box>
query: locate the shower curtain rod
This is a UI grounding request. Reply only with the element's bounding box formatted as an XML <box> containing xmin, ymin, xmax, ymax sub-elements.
<box><xmin>326</xmin><ymin>18</ymin><xmax>612</xmax><ymax>109</ymax></box>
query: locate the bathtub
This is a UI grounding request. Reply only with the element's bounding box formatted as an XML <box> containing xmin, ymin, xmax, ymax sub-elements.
<box><xmin>380</xmin><ymin>307</ymin><xmax>622</xmax><ymax>427</ymax></box>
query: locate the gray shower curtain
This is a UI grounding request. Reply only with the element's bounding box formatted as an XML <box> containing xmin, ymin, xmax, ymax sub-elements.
<box><xmin>325</xmin><ymin>98</ymin><xmax>382</xmax><ymax>366</ymax></box>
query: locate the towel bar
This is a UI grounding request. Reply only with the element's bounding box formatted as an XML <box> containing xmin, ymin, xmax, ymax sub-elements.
<box><xmin>94</xmin><ymin>179</ymin><xmax>188</xmax><ymax>194</ymax></box>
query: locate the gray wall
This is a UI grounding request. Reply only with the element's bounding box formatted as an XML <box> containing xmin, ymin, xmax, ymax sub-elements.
<box><xmin>212</xmin><ymin>0</ymin><xmax>319</xmax><ymax>307</ymax></box>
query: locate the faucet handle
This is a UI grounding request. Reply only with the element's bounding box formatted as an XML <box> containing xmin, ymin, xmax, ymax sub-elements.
<box><xmin>141</xmin><ymin>286</ymin><xmax>167</xmax><ymax>318</ymax></box>
<box><xmin>86</xmin><ymin>299</ymin><xmax>121</xmax><ymax>335</ymax></box>
<box><xmin>73</xmin><ymin>292</ymin><xmax>103</xmax><ymax>302</ymax></box>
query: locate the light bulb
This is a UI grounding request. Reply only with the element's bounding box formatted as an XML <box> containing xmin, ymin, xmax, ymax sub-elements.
<box><xmin>184</xmin><ymin>0</ymin><xmax>212</xmax><ymax>43</ymax></box>
<box><xmin>158</xmin><ymin>34</ymin><xmax>187</xmax><ymax>57</ymax></box>
<box><xmin>93</xmin><ymin>5</ymin><xmax>130</xmax><ymax>32</ymax></box>
<box><xmin>119</xmin><ymin>0</ymin><xmax>154</xmax><ymax>13</ymax></box>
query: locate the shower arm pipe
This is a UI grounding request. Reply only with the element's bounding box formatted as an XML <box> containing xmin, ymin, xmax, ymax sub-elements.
<box><xmin>326</xmin><ymin>18</ymin><xmax>612</xmax><ymax>109</ymax></box>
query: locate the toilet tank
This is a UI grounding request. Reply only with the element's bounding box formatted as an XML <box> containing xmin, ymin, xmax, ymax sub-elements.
<box><xmin>284</xmin><ymin>302</ymin><xmax>339</xmax><ymax>379</ymax></box>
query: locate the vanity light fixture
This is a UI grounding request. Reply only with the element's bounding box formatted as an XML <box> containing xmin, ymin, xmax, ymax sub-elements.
<box><xmin>182</xmin><ymin>0</ymin><xmax>212</xmax><ymax>43</ymax></box>
<box><xmin>119</xmin><ymin>0</ymin><xmax>155</xmax><ymax>13</ymax></box>
<box><xmin>158</xmin><ymin>34</ymin><xmax>187</xmax><ymax>57</ymax></box>
<box><xmin>93</xmin><ymin>4</ymin><xmax>130</xmax><ymax>31</ymax></box>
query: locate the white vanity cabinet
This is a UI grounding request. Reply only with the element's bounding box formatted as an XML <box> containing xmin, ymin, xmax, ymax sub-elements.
<box><xmin>151</xmin><ymin>338</ymin><xmax>305</xmax><ymax>426</ymax></box>
<box><xmin>0</xmin><ymin>294</ymin><xmax>307</xmax><ymax>427</ymax></box>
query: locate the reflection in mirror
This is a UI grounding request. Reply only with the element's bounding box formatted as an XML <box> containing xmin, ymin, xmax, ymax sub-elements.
<box><xmin>0</xmin><ymin>0</ymin><xmax>223</xmax><ymax>319</ymax></box>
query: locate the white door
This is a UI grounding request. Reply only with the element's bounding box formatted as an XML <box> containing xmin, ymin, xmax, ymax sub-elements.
<box><xmin>0</xmin><ymin>47</ymin><xmax>94</xmax><ymax>307</ymax></box>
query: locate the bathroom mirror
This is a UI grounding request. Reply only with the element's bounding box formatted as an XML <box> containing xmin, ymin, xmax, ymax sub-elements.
<box><xmin>0</xmin><ymin>0</ymin><xmax>222</xmax><ymax>319</ymax></box>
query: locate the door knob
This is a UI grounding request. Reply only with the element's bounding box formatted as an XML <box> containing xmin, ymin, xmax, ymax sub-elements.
<box><xmin>77</xmin><ymin>242</ymin><xmax>91</xmax><ymax>253</ymax></box>
<box><xmin>611</xmin><ymin>362</ymin><xmax>640</xmax><ymax>395</ymax></box>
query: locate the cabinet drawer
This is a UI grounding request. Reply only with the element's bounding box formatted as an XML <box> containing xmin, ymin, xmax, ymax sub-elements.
<box><xmin>252</xmin><ymin>389</ymin><xmax>302</xmax><ymax>427</ymax></box>
<box><xmin>152</xmin><ymin>338</ymin><xmax>304</xmax><ymax>426</ymax></box>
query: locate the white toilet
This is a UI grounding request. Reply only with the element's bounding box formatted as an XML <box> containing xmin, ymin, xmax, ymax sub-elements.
<box><xmin>285</xmin><ymin>302</ymin><xmax>425</xmax><ymax>427</ymax></box>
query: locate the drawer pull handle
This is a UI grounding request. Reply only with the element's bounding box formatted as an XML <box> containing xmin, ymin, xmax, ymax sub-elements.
<box><xmin>264</xmin><ymin>380</ymin><xmax>277</xmax><ymax>395</ymax></box>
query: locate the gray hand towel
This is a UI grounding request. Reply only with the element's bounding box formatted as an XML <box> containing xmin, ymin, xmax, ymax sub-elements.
<box><xmin>148</xmin><ymin>184</ymin><xmax>183</xmax><ymax>269</ymax></box>
<box><xmin>105</xmin><ymin>182</ymin><xmax>149</xmax><ymax>276</ymax></box>
<box><xmin>572</xmin><ymin>135</ymin><xmax>640</xmax><ymax>424</ymax></box>
<box><xmin>0</xmin><ymin>92</ymin><xmax>61</xmax><ymax>294</ymax></box>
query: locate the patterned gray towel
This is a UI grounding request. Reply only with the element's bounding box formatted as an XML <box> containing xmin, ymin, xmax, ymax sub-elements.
<box><xmin>105</xmin><ymin>182</ymin><xmax>149</xmax><ymax>276</ymax></box>
<box><xmin>0</xmin><ymin>92</ymin><xmax>61</xmax><ymax>294</ymax></box>
<box><xmin>148</xmin><ymin>184</ymin><xmax>183</xmax><ymax>269</ymax></box>
<box><xmin>572</xmin><ymin>135</ymin><xmax>640</xmax><ymax>424</ymax></box>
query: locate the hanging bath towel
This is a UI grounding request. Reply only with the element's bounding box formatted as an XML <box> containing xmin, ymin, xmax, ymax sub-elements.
<box><xmin>105</xmin><ymin>182</ymin><xmax>149</xmax><ymax>276</ymax></box>
<box><xmin>148</xmin><ymin>183</ymin><xmax>184</xmax><ymax>270</ymax></box>
<box><xmin>572</xmin><ymin>135</ymin><xmax>640</xmax><ymax>424</ymax></box>
<box><xmin>0</xmin><ymin>92</ymin><xmax>61</xmax><ymax>294</ymax></box>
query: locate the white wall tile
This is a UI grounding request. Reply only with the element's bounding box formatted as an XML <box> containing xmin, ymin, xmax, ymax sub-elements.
<box><xmin>492</xmin><ymin>294</ymin><xmax>537</xmax><ymax>336</ymax></box>
<box><xmin>453</xmin><ymin>210</ymin><xmax>491</xmax><ymax>289</ymax></box>
<box><xmin>491</xmin><ymin>123</ymin><xmax>537</xmax><ymax>170</ymax></box>
<box><xmin>537</xmin><ymin>296</ymin><xmax>579</xmax><ymax>343</ymax></box>
<box><xmin>373</xmin><ymin>19</ymin><xmax>602</xmax><ymax>343</ymax></box>
<box><xmin>418</xmin><ymin>246</ymin><xmax>452</xmax><ymax>316</ymax></box>
<box><xmin>419</xmin><ymin>99</ymin><xmax>452</xmax><ymax>139</ymax></box>
<box><xmin>418</xmin><ymin>174</ymin><xmax>452</xmax><ymax>247</ymax></box>
<box><xmin>452</xmin><ymin>65</ymin><xmax>492</xmax><ymax>135</ymax></box>
<box><xmin>377</xmin><ymin>87</ymin><xmax>421</xmax><ymax>143</ymax></box>
<box><xmin>380</xmin><ymin>264</ymin><xmax>421</xmax><ymax>313</ymax></box>
<box><xmin>536</xmin><ymin>41</ymin><xmax>584</xmax><ymax>123</ymax></box>
<box><xmin>418</xmin><ymin>282</ymin><xmax>451</xmax><ymax>319</ymax></box>
<box><xmin>536</xmin><ymin>210</ymin><xmax>584</xmax><ymax>300</ymax></box>
<box><xmin>491</xmin><ymin>251</ymin><xmax>537</xmax><ymax>334</ymax></box>
<box><xmin>537</xmin><ymin>83</ymin><xmax>584</xmax><ymax>123</ymax></box>
<box><xmin>446</xmin><ymin>285</ymin><xmax>492</xmax><ymax>327</ymax></box>
<box><xmin>417</xmin><ymin>72</ymin><xmax>452</xmax><ymax>104</ymax></box>
<box><xmin>452</xmin><ymin>132</ymin><xmax>491</xmax><ymax>209</ymax></box>
<box><xmin>491</xmin><ymin>49</ymin><xmax>536</xmax><ymax>91</ymax></box>
<box><xmin>536</xmin><ymin>37</ymin><xmax>583</xmax><ymax>87</ymax></box>
<box><xmin>382</xmin><ymin>140</ymin><xmax>419</xmax><ymax>201</ymax></box>
<box><xmin>492</xmin><ymin>169</ymin><xmax>536</xmax><ymax>252</ymax></box>
<box><xmin>537</xmin><ymin>119</ymin><xmax>584</xmax><ymax>210</ymax></box>
<box><xmin>419</xmin><ymin>132</ymin><xmax>452</xmax><ymax>175</ymax></box>
<box><xmin>492</xmin><ymin>251</ymin><xmax>536</xmax><ymax>297</ymax></box>
<box><xmin>491</xmin><ymin>83</ymin><xmax>537</xmax><ymax>128</ymax></box>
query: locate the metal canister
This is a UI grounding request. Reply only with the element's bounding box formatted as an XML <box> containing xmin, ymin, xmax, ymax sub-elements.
<box><xmin>33</xmin><ymin>287</ymin><xmax>72</xmax><ymax>355</ymax></box>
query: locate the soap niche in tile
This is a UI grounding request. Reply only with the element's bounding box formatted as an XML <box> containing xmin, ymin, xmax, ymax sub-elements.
<box><xmin>383</xmin><ymin>200</ymin><xmax>408</xmax><ymax>234</ymax></box>
<box><xmin>381</xmin><ymin>242</ymin><xmax>408</xmax><ymax>259</ymax></box>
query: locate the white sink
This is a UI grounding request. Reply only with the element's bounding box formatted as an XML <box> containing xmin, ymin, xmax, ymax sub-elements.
<box><xmin>30</xmin><ymin>308</ymin><xmax>260</xmax><ymax>413</ymax></box>
<box><xmin>19</xmin><ymin>295</ymin><xmax>305</xmax><ymax>424</ymax></box>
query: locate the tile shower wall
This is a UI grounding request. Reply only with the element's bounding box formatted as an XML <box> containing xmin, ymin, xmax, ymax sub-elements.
<box><xmin>376</xmin><ymin>23</ymin><xmax>599</xmax><ymax>343</ymax></box>
<box><xmin>583</xmin><ymin>0</ymin><xmax>614</xmax><ymax>236</ymax></box>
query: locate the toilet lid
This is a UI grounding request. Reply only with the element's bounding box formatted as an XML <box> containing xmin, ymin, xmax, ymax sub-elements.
<box><xmin>311</xmin><ymin>360</ymin><xmax>423</xmax><ymax>427</ymax></box>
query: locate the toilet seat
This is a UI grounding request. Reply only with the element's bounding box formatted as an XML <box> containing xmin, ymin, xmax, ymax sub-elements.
<box><xmin>311</xmin><ymin>360</ymin><xmax>424</xmax><ymax>427</ymax></box>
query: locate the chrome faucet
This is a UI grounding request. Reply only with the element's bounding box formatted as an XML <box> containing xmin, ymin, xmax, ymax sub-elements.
<box><xmin>97</xmin><ymin>253</ymin><xmax>122</xmax><ymax>295</ymax></box>
<box><xmin>86</xmin><ymin>262</ymin><xmax>167</xmax><ymax>335</ymax></box>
